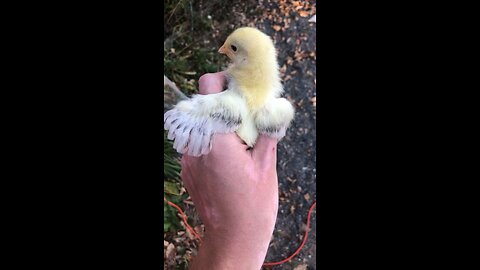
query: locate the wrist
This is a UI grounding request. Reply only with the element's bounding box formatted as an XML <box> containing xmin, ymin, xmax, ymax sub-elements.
<box><xmin>191</xmin><ymin>232</ymin><xmax>272</xmax><ymax>270</ymax></box>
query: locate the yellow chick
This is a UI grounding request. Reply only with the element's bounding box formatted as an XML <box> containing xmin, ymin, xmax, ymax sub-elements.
<box><xmin>164</xmin><ymin>27</ymin><xmax>294</xmax><ymax>156</ymax></box>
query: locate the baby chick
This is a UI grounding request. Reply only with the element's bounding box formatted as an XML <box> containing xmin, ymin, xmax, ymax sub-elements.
<box><xmin>164</xmin><ymin>27</ymin><xmax>294</xmax><ymax>157</ymax></box>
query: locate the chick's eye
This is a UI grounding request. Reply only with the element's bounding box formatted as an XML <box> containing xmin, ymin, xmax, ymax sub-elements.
<box><xmin>231</xmin><ymin>45</ymin><xmax>237</xmax><ymax>52</ymax></box>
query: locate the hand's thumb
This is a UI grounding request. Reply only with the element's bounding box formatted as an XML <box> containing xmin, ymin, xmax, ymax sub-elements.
<box><xmin>252</xmin><ymin>135</ymin><xmax>278</xmax><ymax>168</ymax></box>
<box><xmin>198</xmin><ymin>72</ymin><xmax>226</xmax><ymax>95</ymax></box>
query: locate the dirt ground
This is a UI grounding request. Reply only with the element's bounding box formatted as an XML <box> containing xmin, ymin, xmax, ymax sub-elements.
<box><xmin>164</xmin><ymin>0</ymin><xmax>317</xmax><ymax>269</ymax></box>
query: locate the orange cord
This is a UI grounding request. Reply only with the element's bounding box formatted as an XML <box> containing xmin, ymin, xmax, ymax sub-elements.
<box><xmin>262</xmin><ymin>201</ymin><xmax>317</xmax><ymax>267</ymax></box>
<box><xmin>164</xmin><ymin>197</ymin><xmax>316</xmax><ymax>267</ymax></box>
<box><xmin>164</xmin><ymin>197</ymin><xmax>203</xmax><ymax>241</ymax></box>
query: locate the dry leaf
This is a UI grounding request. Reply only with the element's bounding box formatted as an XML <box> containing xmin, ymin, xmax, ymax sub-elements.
<box><xmin>183</xmin><ymin>200</ymin><xmax>194</xmax><ymax>205</ymax></box>
<box><xmin>304</xmin><ymin>193</ymin><xmax>311</xmax><ymax>201</ymax></box>
<box><xmin>185</xmin><ymin>227</ymin><xmax>196</xmax><ymax>240</ymax></box>
<box><xmin>181</xmin><ymin>71</ymin><xmax>197</xmax><ymax>75</ymax></box>
<box><xmin>194</xmin><ymin>225</ymin><xmax>204</xmax><ymax>238</ymax></box>
<box><xmin>272</xmin><ymin>25</ymin><xmax>282</xmax><ymax>31</ymax></box>
<box><xmin>299</xmin><ymin>10</ymin><xmax>310</xmax><ymax>17</ymax></box>
<box><xmin>294</xmin><ymin>264</ymin><xmax>308</xmax><ymax>270</ymax></box>
<box><xmin>165</xmin><ymin>243</ymin><xmax>175</xmax><ymax>259</ymax></box>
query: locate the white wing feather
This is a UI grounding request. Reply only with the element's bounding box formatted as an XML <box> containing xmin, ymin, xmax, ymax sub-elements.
<box><xmin>164</xmin><ymin>90</ymin><xmax>247</xmax><ymax>157</ymax></box>
<box><xmin>254</xmin><ymin>97</ymin><xmax>295</xmax><ymax>140</ymax></box>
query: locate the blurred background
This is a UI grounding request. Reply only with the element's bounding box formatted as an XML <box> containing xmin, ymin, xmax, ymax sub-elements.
<box><xmin>164</xmin><ymin>1</ymin><xmax>316</xmax><ymax>269</ymax></box>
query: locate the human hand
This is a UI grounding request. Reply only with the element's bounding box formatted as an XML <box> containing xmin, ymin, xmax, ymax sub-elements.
<box><xmin>181</xmin><ymin>72</ymin><xmax>279</xmax><ymax>270</ymax></box>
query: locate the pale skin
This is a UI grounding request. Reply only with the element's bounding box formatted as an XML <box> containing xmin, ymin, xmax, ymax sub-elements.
<box><xmin>181</xmin><ymin>72</ymin><xmax>279</xmax><ymax>270</ymax></box>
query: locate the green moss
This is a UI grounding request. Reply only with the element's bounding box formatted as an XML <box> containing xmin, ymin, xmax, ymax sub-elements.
<box><xmin>164</xmin><ymin>0</ymin><xmax>229</xmax><ymax>95</ymax></box>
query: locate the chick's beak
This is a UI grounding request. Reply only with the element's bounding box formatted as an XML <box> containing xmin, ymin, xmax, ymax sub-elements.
<box><xmin>218</xmin><ymin>45</ymin><xmax>227</xmax><ymax>54</ymax></box>
<box><xmin>218</xmin><ymin>44</ymin><xmax>234</xmax><ymax>60</ymax></box>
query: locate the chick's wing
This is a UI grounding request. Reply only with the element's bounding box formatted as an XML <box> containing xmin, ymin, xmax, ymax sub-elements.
<box><xmin>254</xmin><ymin>97</ymin><xmax>295</xmax><ymax>140</ymax></box>
<box><xmin>164</xmin><ymin>91</ymin><xmax>247</xmax><ymax>156</ymax></box>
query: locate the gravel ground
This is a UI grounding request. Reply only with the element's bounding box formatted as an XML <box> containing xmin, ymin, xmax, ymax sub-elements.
<box><xmin>257</xmin><ymin>2</ymin><xmax>317</xmax><ymax>270</ymax></box>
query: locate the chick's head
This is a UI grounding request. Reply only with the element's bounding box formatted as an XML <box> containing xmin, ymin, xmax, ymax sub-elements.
<box><xmin>218</xmin><ymin>27</ymin><xmax>277</xmax><ymax>69</ymax></box>
<box><xmin>218</xmin><ymin>27</ymin><xmax>282</xmax><ymax>108</ymax></box>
